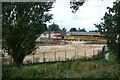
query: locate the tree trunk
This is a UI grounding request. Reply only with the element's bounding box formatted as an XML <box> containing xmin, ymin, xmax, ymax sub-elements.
<box><xmin>14</xmin><ymin>59</ymin><xmax>24</xmax><ymax>69</ymax></box>
<box><xmin>12</xmin><ymin>54</ymin><xmax>24</xmax><ymax>69</ymax></box>
<box><xmin>16</xmin><ymin>62</ymin><xmax>22</xmax><ymax>69</ymax></box>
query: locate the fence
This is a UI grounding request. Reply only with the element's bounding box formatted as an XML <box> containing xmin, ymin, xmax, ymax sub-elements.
<box><xmin>2</xmin><ymin>49</ymin><xmax>100</xmax><ymax>65</ymax></box>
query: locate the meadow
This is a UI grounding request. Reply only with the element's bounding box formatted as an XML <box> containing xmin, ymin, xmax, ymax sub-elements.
<box><xmin>2</xmin><ymin>52</ymin><xmax>119</xmax><ymax>79</ymax></box>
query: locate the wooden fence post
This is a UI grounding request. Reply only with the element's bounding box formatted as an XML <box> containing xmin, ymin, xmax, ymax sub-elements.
<box><xmin>54</xmin><ymin>51</ymin><xmax>56</xmax><ymax>61</ymax></box>
<box><xmin>58</xmin><ymin>57</ymin><xmax>60</xmax><ymax>61</ymax></box>
<box><xmin>65</xmin><ymin>50</ymin><xmax>66</xmax><ymax>61</ymax></box>
<box><xmin>75</xmin><ymin>51</ymin><xmax>76</xmax><ymax>58</ymax></box>
<box><xmin>33</xmin><ymin>53</ymin><xmax>34</xmax><ymax>63</ymax></box>
<box><xmin>43</xmin><ymin>52</ymin><xmax>46</xmax><ymax>62</ymax></box>
<box><xmin>98</xmin><ymin>50</ymin><xmax>99</xmax><ymax>53</ymax></box>
<box><xmin>84</xmin><ymin>50</ymin><xmax>86</xmax><ymax>58</ymax></box>
<box><xmin>93</xmin><ymin>50</ymin><xmax>95</xmax><ymax>58</ymax></box>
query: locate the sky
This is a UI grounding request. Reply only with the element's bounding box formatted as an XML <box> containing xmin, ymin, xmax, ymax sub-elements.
<box><xmin>47</xmin><ymin>0</ymin><xmax>116</xmax><ymax>31</ymax></box>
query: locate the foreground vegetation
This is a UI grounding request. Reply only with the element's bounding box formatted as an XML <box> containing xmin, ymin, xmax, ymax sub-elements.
<box><xmin>2</xmin><ymin>52</ymin><xmax>120</xmax><ymax>79</ymax></box>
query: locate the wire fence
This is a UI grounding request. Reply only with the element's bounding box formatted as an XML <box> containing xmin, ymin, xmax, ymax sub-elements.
<box><xmin>2</xmin><ymin>49</ymin><xmax>100</xmax><ymax>65</ymax></box>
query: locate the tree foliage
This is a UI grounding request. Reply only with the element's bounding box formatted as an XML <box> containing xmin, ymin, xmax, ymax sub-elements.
<box><xmin>69</xmin><ymin>27</ymin><xmax>77</xmax><ymax>32</ymax></box>
<box><xmin>95</xmin><ymin>1</ymin><xmax>120</xmax><ymax>63</ymax></box>
<box><xmin>62</xmin><ymin>27</ymin><xmax>67</xmax><ymax>32</ymax></box>
<box><xmin>70</xmin><ymin>0</ymin><xmax>85</xmax><ymax>13</ymax></box>
<box><xmin>2</xmin><ymin>2</ymin><xmax>53</xmax><ymax>68</ymax></box>
<box><xmin>89</xmin><ymin>30</ymin><xmax>99</xmax><ymax>32</ymax></box>
<box><xmin>48</xmin><ymin>22</ymin><xmax>61</xmax><ymax>31</ymax></box>
<box><xmin>70</xmin><ymin>0</ymin><xmax>105</xmax><ymax>14</ymax></box>
<box><xmin>78</xmin><ymin>27</ymin><xmax>86</xmax><ymax>32</ymax></box>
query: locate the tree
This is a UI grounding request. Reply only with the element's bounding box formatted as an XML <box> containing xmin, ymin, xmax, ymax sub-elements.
<box><xmin>81</xmin><ymin>28</ymin><xmax>86</xmax><ymax>32</ymax></box>
<box><xmin>70</xmin><ymin>0</ymin><xmax>105</xmax><ymax>14</ymax></box>
<box><xmin>77</xmin><ymin>27</ymin><xmax>86</xmax><ymax>32</ymax></box>
<box><xmin>2</xmin><ymin>2</ymin><xmax>53</xmax><ymax>68</ymax></box>
<box><xmin>95</xmin><ymin>1</ymin><xmax>120</xmax><ymax>63</ymax></box>
<box><xmin>62</xmin><ymin>27</ymin><xmax>67</xmax><ymax>32</ymax></box>
<box><xmin>89</xmin><ymin>30</ymin><xmax>99</xmax><ymax>32</ymax></box>
<box><xmin>48</xmin><ymin>22</ymin><xmax>61</xmax><ymax>31</ymax></box>
<box><xmin>77</xmin><ymin>27</ymin><xmax>81</xmax><ymax>32</ymax></box>
<box><xmin>70</xmin><ymin>0</ymin><xmax>85</xmax><ymax>13</ymax></box>
<box><xmin>69</xmin><ymin>27</ymin><xmax>77</xmax><ymax>32</ymax></box>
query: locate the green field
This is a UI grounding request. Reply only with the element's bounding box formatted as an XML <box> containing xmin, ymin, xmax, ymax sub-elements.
<box><xmin>2</xmin><ymin>53</ymin><xmax>120</xmax><ymax>79</ymax></box>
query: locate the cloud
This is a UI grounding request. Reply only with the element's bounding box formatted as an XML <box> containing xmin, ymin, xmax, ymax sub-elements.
<box><xmin>47</xmin><ymin>0</ymin><xmax>116</xmax><ymax>31</ymax></box>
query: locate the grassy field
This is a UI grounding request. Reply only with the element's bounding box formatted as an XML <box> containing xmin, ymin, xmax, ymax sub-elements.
<box><xmin>2</xmin><ymin>53</ymin><xmax>120</xmax><ymax>79</ymax></box>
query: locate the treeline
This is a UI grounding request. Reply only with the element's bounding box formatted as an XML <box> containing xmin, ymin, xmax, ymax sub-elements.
<box><xmin>48</xmin><ymin>23</ymin><xmax>99</xmax><ymax>32</ymax></box>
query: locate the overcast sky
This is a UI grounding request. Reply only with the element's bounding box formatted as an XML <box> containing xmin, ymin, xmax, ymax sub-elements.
<box><xmin>47</xmin><ymin>0</ymin><xmax>116</xmax><ymax>31</ymax></box>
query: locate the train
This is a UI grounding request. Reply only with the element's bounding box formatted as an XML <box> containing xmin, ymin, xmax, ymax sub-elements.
<box><xmin>64</xmin><ymin>35</ymin><xmax>107</xmax><ymax>41</ymax></box>
<box><xmin>38</xmin><ymin>32</ymin><xmax>107</xmax><ymax>41</ymax></box>
<box><xmin>52</xmin><ymin>34</ymin><xmax>107</xmax><ymax>41</ymax></box>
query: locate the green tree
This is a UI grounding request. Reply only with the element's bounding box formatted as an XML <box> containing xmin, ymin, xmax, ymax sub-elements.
<box><xmin>69</xmin><ymin>27</ymin><xmax>77</xmax><ymax>32</ymax></box>
<box><xmin>77</xmin><ymin>27</ymin><xmax>81</xmax><ymax>32</ymax></box>
<box><xmin>70</xmin><ymin>0</ymin><xmax>85</xmax><ymax>13</ymax></box>
<box><xmin>2</xmin><ymin>2</ymin><xmax>53</xmax><ymax>68</ymax></box>
<box><xmin>95</xmin><ymin>1</ymin><xmax>120</xmax><ymax>63</ymax></box>
<box><xmin>81</xmin><ymin>28</ymin><xmax>86</xmax><ymax>32</ymax></box>
<box><xmin>70</xmin><ymin>0</ymin><xmax>104</xmax><ymax>14</ymax></box>
<box><xmin>49</xmin><ymin>22</ymin><xmax>61</xmax><ymax>31</ymax></box>
<box><xmin>89</xmin><ymin>30</ymin><xmax>99</xmax><ymax>32</ymax></box>
<box><xmin>77</xmin><ymin>27</ymin><xmax>86</xmax><ymax>32</ymax></box>
<box><xmin>62</xmin><ymin>27</ymin><xmax>67</xmax><ymax>31</ymax></box>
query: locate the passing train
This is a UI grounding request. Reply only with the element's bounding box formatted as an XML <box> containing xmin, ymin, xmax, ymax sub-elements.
<box><xmin>52</xmin><ymin>32</ymin><xmax>107</xmax><ymax>41</ymax></box>
<box><xmin>63</xmin><ymin>36</ymin><xmax>106</xmax><ymax>41</ymax></box>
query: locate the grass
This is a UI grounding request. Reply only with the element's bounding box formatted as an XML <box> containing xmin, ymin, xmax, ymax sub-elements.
<box><xmin>2</xmin><ymin>52</ymin><xmax>120</xmax><ymax>79</ymax></box>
